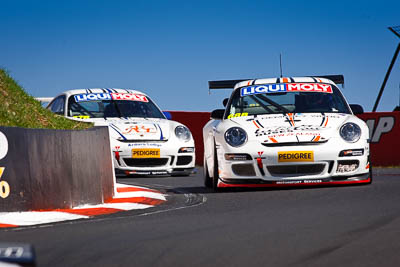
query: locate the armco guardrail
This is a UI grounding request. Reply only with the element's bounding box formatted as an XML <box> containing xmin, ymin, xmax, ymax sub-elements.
<box><xmin>0</xmin><ymin>126</ymin><xmax>114</xmax><ymax>212</ymax></box>
<box><xmin>169</xmin><ymin>111</ymin><xmax>400</xmax><ymax>167</ymax></box>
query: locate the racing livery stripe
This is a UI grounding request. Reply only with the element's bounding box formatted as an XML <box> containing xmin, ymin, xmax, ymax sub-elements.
<box><xmin>323</xmin><ymin>117</ymin><xmax>329</xmax><ymax>127</ymax></box>
<box><xmin>269</xmin><ymin>137</ymin><xmax>278</xmax><ymax>143</ymax></box>
<box><xmin>313</xmin><ymin>136</ymin><xmax>321</xmax><ymax>142</ymax></box>
<box><xmin>156</xmin><ymin>124</ymin><xmax>164</xmax><ymax>140</ymax></box>
<box><xmin>253</xmin><ymin>120</ymin><xmax>260</xmax><ymax>129</ymax></box>
<box><xmin>320</xmin><ymin>116</ymin><xmax>326</xmax><ymax>126</ymax></box>
<box><xmin>109</xmin><ymin>124</ymin><xmax>127</xmax><ymax>141</ymax></box>
<box><xmin>286</xmin><ymin>113</ymin><xmax>295</xmax><ymax>126</ymax></box>
<box><xmin>256</xmin><ymin>120</ymin><xmax>264</xmax><ymax>128</ymax></box>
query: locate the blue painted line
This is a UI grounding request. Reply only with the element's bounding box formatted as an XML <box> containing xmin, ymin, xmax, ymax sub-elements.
<box><xmin>156</xmin><ymin>124</ymin><xmax>163</xmax><ymax>140</ymax></box>
<box><xmin>109</xmin><ymin>124</ymin><xmax>127</xmax><ymax>141</ymax></box>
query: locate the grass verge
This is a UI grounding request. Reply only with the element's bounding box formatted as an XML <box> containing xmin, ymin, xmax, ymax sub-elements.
<box><xmin>0</xmin><ymin>69</ymin><xmax>91</xmax><ymax>129</ymax></box>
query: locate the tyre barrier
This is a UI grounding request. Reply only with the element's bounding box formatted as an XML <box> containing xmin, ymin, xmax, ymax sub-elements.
<box><xmin>0</xmin><ymin>126</ymin><xmax>114</xmax><ymax>212</ymax></box>
<box><xmin>168</xmin><ymin>111</ymin><xmax>400</xmax><ymax>167</ymax></box>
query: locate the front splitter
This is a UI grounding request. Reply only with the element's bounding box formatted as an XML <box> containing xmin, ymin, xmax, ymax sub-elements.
<box><xmin>218</xmin><ymin>174</ymin><xmax>371</xmax><ymax>188</ymax></box>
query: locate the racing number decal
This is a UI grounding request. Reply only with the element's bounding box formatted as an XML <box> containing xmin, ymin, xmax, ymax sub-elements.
<box><xmin>0</xmin><ymin>132</ymin><xmax>10</xmax><ymax>199</ymax></box>
<box><xmin>227</xmin><ymin>113</ymin><xmax>248</xmax><ymax>119</ymax></box>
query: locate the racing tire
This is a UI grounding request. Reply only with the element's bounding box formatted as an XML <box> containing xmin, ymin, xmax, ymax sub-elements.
<box><xmin>203</xmin><ymin>158</ymin><xmax>212</xmax><ymax>188</ymax></box>
<box><xmin>212</xmin><ymin>145</ymin><xmax>220</xmax><ymax>191</ymax></box>
<box><xmin>368</xmin><ymin>165</ymin><xmax>373</xmax><ymax>184</ymax></box>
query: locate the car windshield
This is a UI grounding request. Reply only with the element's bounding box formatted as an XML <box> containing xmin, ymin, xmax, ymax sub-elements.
<box><xmin>67</xmin><ymin>93</ymin><xmax>165</xmax><ymax>119</ymax></box>
<box><xmin>226</xmin><ymin>83</ymin><xmax>351</xmax><ymax>118</ymax></box>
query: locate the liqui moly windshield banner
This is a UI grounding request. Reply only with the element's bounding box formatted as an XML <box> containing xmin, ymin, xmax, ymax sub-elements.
<box><xmin>241</xmin><ymin>83</ymin><xmax>333</xmax><ymax>96</ymax></box>
<box><xmin>74</xmin><ymin>93</ymin><xmax>148</xmax><ymax>102</ymax></box>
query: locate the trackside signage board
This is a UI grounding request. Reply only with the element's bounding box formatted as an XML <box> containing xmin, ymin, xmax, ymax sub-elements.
<box><xmin>358</xmin><ymin>112</ymin><xmax>400</xmax><ymax>166</ymax></box>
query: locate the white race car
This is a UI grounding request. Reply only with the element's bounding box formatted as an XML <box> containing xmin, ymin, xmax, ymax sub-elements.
<box><xmin>203</xmin><ymin>76</ymin><xmax>371</xmax><ymax>190</ymax></box>
<box><xmin>46</xmin><ymin>88</ymin><xmax>195</xmax><ymax>176</ymax></box>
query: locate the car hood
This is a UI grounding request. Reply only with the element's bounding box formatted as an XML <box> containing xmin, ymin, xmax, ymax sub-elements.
<box><xmin>229</xmin><ymin>113</ymin><xmax>351</xmax><ymax>145</ymax></box>
<box><xmin>93</xmin><ymin>118</ymin><xmax>170</xmax><ymax>141</ymax></box>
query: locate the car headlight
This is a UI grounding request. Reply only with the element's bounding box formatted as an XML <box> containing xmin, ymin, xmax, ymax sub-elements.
<box><xmin>175</xmin><ymin>125</ymin><xmax>191</xmax><ymax>142</ymax></box>
<box><xmin>340</xmin><ymin>123</ymin><xmax>361</xmax><ymax>143</ymax></box>
<box><xmin>225</xmin><ymin>127</ymin><xmax>247</xmax><ymax>147</ymax></box>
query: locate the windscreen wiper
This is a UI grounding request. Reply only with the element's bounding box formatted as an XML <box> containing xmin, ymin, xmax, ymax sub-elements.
<box><xmin>255</xmin><ymin>94</ymin><xmax>290</xmax><ymax>113</ymax></box>
<box><xmin>249</xmin><ymin>95</ymin><xmax>274</xmax><ymax>113</ymax></box>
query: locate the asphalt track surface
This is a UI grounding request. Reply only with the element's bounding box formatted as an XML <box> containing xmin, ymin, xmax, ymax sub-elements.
<box><xmin>2</xmin><ymin>168</ymin><xmax>400</xmax><ymax>267</ymax></box>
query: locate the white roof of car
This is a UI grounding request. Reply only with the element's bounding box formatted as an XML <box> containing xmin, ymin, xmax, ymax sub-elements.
<box><xmin>233</xmin><ymin>77</ymin><xmax>337</xmax><ymax>90</ymax></box>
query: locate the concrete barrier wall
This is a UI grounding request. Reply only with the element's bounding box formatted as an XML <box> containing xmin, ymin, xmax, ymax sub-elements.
<box><xmin>169</xmin><ymin>111</ymin><xmax>400</xmax><ymax>167</ymax></box>
<box><xmin>0</xmin><ymin>126</ymin><xmax>114</xmax><ymax>212</ymax></box>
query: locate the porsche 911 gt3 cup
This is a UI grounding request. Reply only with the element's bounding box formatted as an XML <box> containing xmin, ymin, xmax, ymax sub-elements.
<box><xmin>203</xmin><ymin>75</ymin><xmax>371</xmax><ymax>190</ymax></box>
<box><xmin>46</xmin><ymin>88</ymin><xmax>195</xmax><ymax>176</ymax></box>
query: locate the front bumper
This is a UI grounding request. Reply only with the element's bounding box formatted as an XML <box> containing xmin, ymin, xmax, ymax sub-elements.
<box><xmin>216</xmin><ymin>138</ymin><xmax>370</xmax><ymax>187</ymax></box>
<box><xmin>112</xmin><ymin>140</ymin><xmax>195</xmax><ymax>176</ymax></box>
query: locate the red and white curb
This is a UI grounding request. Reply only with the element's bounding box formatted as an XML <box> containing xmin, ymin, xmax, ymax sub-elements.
<box><xmin>0</xmin><ymin>183</ymin><xmax>166</xmax><ymax>228</ymax></box>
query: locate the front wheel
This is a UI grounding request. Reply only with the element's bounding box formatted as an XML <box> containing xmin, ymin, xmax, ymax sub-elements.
<box><xmin>204</xmin><ymin>158</ymin><xmax>212</xmax><ymax>188</ymax></box>
<box><xmin>212</xmin><ymin>145</ymin><xmax>220</xmax><ymax>191</ymax></box>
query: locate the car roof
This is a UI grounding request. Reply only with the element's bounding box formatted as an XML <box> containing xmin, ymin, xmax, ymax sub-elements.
<box><xmin>61</xmin><ymin>88</ymin><xmax>148</xmax><ymax>97</ymax></box>
<box><xmin>233</xmin><ymin>77</ymin><xmax>337</xmax><ymax>90</ymax></box>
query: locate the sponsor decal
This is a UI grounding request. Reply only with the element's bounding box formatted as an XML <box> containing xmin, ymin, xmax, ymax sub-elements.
<box><xmin>256</xmin><ymin>151</ymin><xmax>266</xmax><ymax>174</ymax></box>
<box><xmin>127</xmin><ymin>170</ymin><xmax>168</xmax><ymax>175</ymax></box>
<box><xmin>0</xmin><ymin>132</ymin><xmax>10</xmax><ymax>199</ymax></box>
<box><xmin>278</xmin><ymin>151</ymin><xmax>314</xmax><ymax>162</ymax></box>
<box><xmin>122</xmin><ymin>125</ymin><xmax>158</xmax><ymax>135</ymax></box>
<box><xmin>114</xmin><ymin>146</ymin><xmax>122</xmax><ymax>165</ymax></box>
<box><xmin>128</xmin><ymin>143</ymin><xmax>162</xmax><ymax>147</ymax></box>
<box><xmin>365</xmin><ymin>116</ymin><xmax>395</xmax><ymax>143</ymax></box>
<box><xmin>276</xmin><ymin>179</ymin><xmax>322</xmax><ymax>184</ymax></box>
<box><xmin>132</xmin><ymin>148</ymin><xmax>160</xmax><ymax>158</ymax></box>
<box><xmin>241</xmin><ymin>83</ymin><xmax>332</xmax><ymax>96</ymax></box>
<box><xmin>74</xmin><ymin>93</ymin><xmax>148</xmax><ymax>102</ymax></box>
<box><xmin>227</xmin><ymin>112</ymin><xmax>248</xmax><ymax>119</ymax></box>
<box><xmin>73</xmin><ymin>115</ymin><xmax>90</xmax><ymax>119</ymax></box>
<box><xmin>255</xmin><ymin>125</ymin><xmax>322</xmax><ymax>137</ymax></box>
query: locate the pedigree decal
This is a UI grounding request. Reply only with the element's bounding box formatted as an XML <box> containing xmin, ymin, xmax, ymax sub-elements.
<box><xmin>0</xmin><ymin>132</ymin><xmax>10</xmax><ymax>199</ymax></box>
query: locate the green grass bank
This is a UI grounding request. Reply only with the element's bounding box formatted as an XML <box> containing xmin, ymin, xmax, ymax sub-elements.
<box><xmin>0</xmin><ymin>69</ymin><xmax>90</xmax><ymax>129</ymax></box>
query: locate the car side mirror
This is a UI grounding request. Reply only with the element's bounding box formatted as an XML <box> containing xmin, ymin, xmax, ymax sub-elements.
<box><xmin>211</xmin><ymin>109</ymin><xmax>225</xmax><ymax>120</ymax></box>
<box><xmin>163</xmin><ymin>111</ymin><xmax>172</xmax><ymax>120</ymax></box>
<box><xmin>350</xmin><ymin>104</ymin><xmax>364</xmax><ymax>115</ymax></box>
<box><xmin>223</xmin><ymin>98</ymin><xmax>229</xmax><ymax>107</ymax></box>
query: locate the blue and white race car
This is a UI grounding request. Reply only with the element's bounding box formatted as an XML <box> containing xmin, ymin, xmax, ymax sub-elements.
<box><xmin>203</xmin><ymin>76</ymin><xmax>371</xmax><ymax>190</ymax></box>
<box><xmin>46</xmin><ymin>88</ymin><xmax>195</xmax><ymax>176</ymax></box>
